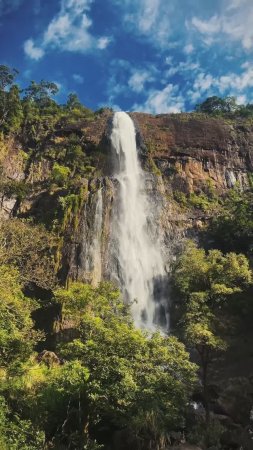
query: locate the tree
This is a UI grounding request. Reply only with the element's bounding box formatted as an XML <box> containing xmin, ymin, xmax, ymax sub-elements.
<box><xmin>5</xmin><ymin>85</ymin><xmax>23</xmax><ymax>132</ymax></box>
<box><xmin>31</xmin><ymin>361</ymin><xmax>90</xmax><ymax>449</ymax></box>
<box><xmin>21</xmin><ymin>81</ymin><xmax>61</xmax><ymax>147</ymax></box>
<box><xmin>0</xmin><ymin>396</ymin><xmax>45</xmax><ymax>450</ymax></box>
<box><xmin>55</xmin><ymin>282</ymin><xmax>197</xmax><ymax>449</ymax></box>
<box><xmin>195</xmin><ymin>96</ymin><xmax>238</xmax><ymax>115</ymax></box>
<box><xmin>23</xmin><ymin>80</ymin><xmax>59</xmax><ymax>107</ymax></box>
<box><xmin>172</xmin><ymin>241</ymin><xmax>252</xmax><ymax>424</ymax></box>
<box><xmin>0</xmin><ymin>65</ymin><xmax>18</xmax><ymax>91</ymax></box>
<box><xmin>62</xmin><ymin>93</ymin><xmax>95</xmax><ymax>124</ymax></box>
<box><xmin>66</xmin><ymin>93</ymin><xmax>83</xmax><ymax>111</ymax></box>
<box><xmin>0</xmin><ymin>265</ymin><xmax>40</xmax><ymax>370</ymax></box>
<box><xmin>210</xmin><ymin>188</ymin><xmax>253</xmax><ymax>255</ymax></box>
<box><xmin>0</xmin><ymin>66</ymin><xmax>20</xmax><ymax>131</ymax></box>
<box><xmin>0</xmin><ymin>219</ymin><xmax>58</xmax><ymax>289</ymax></box>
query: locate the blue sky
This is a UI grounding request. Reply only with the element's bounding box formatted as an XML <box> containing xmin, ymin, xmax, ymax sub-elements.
<box><xmin>1</xmin><ymin>0</ymin><xmax>253</xmax><ymax>113</ymax></box>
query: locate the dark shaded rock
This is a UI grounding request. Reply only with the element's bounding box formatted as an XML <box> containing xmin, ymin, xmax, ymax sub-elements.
<box><xmin>170</xmin><ymin>445</ymin><xmax>203</xmax><ymax>450</ymax></box>
<box><xmin>32</xmin><ymin>303</ymin><xmax>61</xmax><ymax>352</ymax></box>
<box><xmin>37</xmin><ymin>350</ymin><xmax>62</xmax><ymax>367</ymax></box>
<box><xmin>215</xmin><ymin>377</ymin><xmax>253</xmax><ymax>426</ymax></box>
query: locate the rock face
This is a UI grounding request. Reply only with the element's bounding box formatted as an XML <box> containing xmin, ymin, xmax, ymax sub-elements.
<box><xmin>131</xmin><ymin>113</ymin><xmax>253</xmax><ymax>191</ymax></box>
<box><xmin>61</xmin><ymin>113</ymin><xmax>253</xmax><ymax>285</ymax></box>
<box><xmin>66</xmin><ymin>176</ymin><xmax>115</xmax><ymax>285</ymax></box>
<box><xmin>3</xmin><ymin>111</ymin><xmax>253</xmax><ymax>285</ymax></box>
<box><xmin>83</xmin><ymin>111</ymin><xmax>253</xmax><ymax>190</ymax></box>
<box><xmin>1</xmin><ymin>112</ymin><xmax>253</xmax><ymax>447</ymax></box>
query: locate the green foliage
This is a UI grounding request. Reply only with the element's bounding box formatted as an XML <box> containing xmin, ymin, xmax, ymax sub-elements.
<box><xmin>34</xmin><ymin>361</ymin><xmax>89</xmax><ymax>448</ymax></box>
<box><xmin>189</xmin><ymin>191</ymin><xmax>217</xmax><ymax>212</ymax></box>
<box><xmin>172</xmin><ymin>240</ymin><xmax>252</xmax><ymax>426</ymax></box>
<box><xmin>0</xmin><ymin>396</ymin><xmax>45</xmax><ymax>450</ymax></box>
<box><xmin>0</xmin><ymin>178</ymin><xmax>31</xmax><ymax>201</ymax></box>
<box><xmin>4</xmin><ymin>85</ymin><xmax>24</xmax><ymax>133</ymax></box>
<box><xmin>66</xmin><ymin>92</ymin><xmax>83</xmax><ymax>110</ymax></box>
<box><xmin>63</xmin><ymin>93</ymin><xmax>95</xmax><ymax>123</ymax></box>
<box><xmin>0</xmin><ymin>219</ymin><xmax>58</xmax><ymax>289</ymax></box>
<box><xmin>173</xmin><ymin>190</ymin><xmax>187</xmax><ymax>206</ymax></box>
<box><xmin>173</xmin><ymin>185</ymin><xmax>218</xmax><ymax>212</ymax></box>
<box><xmin>23</xmin><ymin>80</ymin><xmax>59</xmax><ymax>107</ymax></box>
<box><xmin>196</xmin><ymin>95</ymin><xmax>253</xmax><ymax>119</ymax></box>
<box><xmin>21</xmin><ymin>95</ymin><xmax>60</xmax><ymax>147</ymax></box>
<box><xmin>0</xmin><ymin>361</ymin><xmax>90</xmax><ymax>449</ymax></box>
<box><xmin>55</xmin><ymin>282</ymin><xmax>197</xmax><ymax>448</ymax></box>
<box><xmin>195</xmin><ymin>96</ymin><xmax>238</xmax><ymax>115</ymax></box>
<box><xmin>52</xmin><ymin>162</ymin><xmax>71</xmax><ymax>186</ymax></box>
<box><xmin>187</xmin><ymin>415</ymin><xmax>225</xmax><ymax>448</ymax></box>
<box><xmin>0</xmin><ymin>281</ymin><xmax>196</xmax><ymax>449</ymax></box>
<box><xmin>210</xmin><ymin>188</ymin><xmax>253</xmax><ymax>254</ymax></box>
<box><xmin>0</xmin><ymin>265</ymin><xmax>39</xmax><ymax>369</ymax></box>
<box><xmin>0</xmin><ymin>65</ymin><xmax>18</xmax><ymax>90</ymax></box>
<box><xmin>173</xmin><ymin>241</ymin><xmax>251</xmax><ymax>303</ymax></box>
<box><xmin>0</xmin><ymin>67</ymin><xmax>23</xmax><ymax>133</ymax></box>
<box><xmin>149</xmin><ymin>157</ymin><xmax>161</xmax><ymax>176</ymax></box>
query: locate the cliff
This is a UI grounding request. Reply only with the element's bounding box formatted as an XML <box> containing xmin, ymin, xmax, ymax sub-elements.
<box><xmin>1</xmin><ymin>111</ymin><xmax>253</xmax><ymax>284</ymax></box>
<box><xmin>1</xmin><ymin>111</ymin><xmax>253</xmax><ymax>449</ymax></box>
<box><xmin>131</xmin><ymin>112</ymin><xmax>253</xmax><ymax>191</ymax></box>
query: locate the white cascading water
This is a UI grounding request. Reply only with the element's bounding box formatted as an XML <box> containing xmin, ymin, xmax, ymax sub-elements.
<box><xmin>110</xmin><ymin>112</ymin><xmax>168</xmax><ymax>330</ymax></box>
<box><xmin>83</xmin><ymin>188</ymin><xmax>103</xmax><ymax>285</ymax></box>
<box><xmin>91</xmin><ymin>188</ymin><xmax>103</xmax><ymax>285</ymax></box>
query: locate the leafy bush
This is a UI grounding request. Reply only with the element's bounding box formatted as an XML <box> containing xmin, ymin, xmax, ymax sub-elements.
<box><xmin>209</xmin><ymin>188</ymin><xmax>253</xmax><ymax>254</ymax></box>
<box><xmin>0</xmin><ymin>265</ymin><xmax>40</xmax><ymax>369</ymax></box>
<box><xmin>173</xmin><ymin>190</ymin><xmax>187</xmax><ymax>206</ymax></box>
<box><xmin>0</xmin><ymin>179</ymin><xmax>31</xmax><ymax>201</ymax></box>
<box><xmin>52</xmin><ymin>163</ymin><xmax>71</xmax><ymax>186</ymax></box>
<box><xmin>0</xmin><ymin>397</ymin><xmax>45</xmax><ymax>450</ymax></box>
<box><xmin>0</xmin><ymin>219</ymin><xmax>58</xmax><ymax>289</ymax></box>
<box><xmin>55</xmin><ymin>282</ymin><xmax>197</xmax><ymax>449</ymax></box>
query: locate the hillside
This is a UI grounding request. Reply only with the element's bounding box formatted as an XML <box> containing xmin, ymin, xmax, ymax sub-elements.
<box><xmin>0</xmin><ymin>72</ymin><xmax>253</xmax><ymax>449</ymax></box>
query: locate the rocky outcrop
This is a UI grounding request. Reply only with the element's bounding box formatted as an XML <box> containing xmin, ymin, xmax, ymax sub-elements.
<box><xmin>79</xmin><ymin>111</ymin><xmax>253</xmax><ymax>192</ymax></box>
<box><xmin>131</xmin><ymin>113</ymin><xmax>253</xmax><ymax>192</ymax></box>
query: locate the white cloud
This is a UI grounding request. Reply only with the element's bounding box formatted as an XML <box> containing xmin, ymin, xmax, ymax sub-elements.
<box><xmin>133</xmin><ymin>84</ymin><xmax>185</xmax><ymax>114</ymax></box>
<box><xmin>237</xmin><ymin>94</ymin><xmax>247</xmax><ymax>105</ymax></box>
<box><xmin>165</xmin><ymin>56</ymin><xmax>173</xmax><ymax>65</ymax></box>
<box><xmin>193</xmin><ymin>72</ymin><xmax>215</xmax><ymax>92</ymax></box>
<box><xmin>163</xmin><ymin>60</ymin><xmax>200</xmax><ymax>80</ymax></box>
<box><xmin>190</xmin><ymin>0</ymin><xmax>253</xmax><ymax>50</ymax></box>
<box><xmin>97</xmin><ymin>37</ymin><xmax>111</xmax><ymax>49</ymax></box>
<box><xmin>128</xmin><ymin>70</ymin><xmax>152</xmax><ymax>93</ymax></box>
<box><xmin>24</xmin><ymin>39</ymin><xmax>45</xmax><ymax>60</ymax></box>
<box><xmin>183</xmin><ymin>43</ymin><xmax>194</xmax><ymax>54</ymax></box>
<box><xmin>116</xmin><ymin>0</ymin><xmax>175</xmax><ymax>47</ymax></box>
<box><xmin>187</xmin><ymin>89</ymin><xmax>202</xmax><ymax>104</ymax></box>
<box><xmin>73</xmin><ymin>73</ymin><xmax>84</xmax><ymax>84</ymax></box>
<box><xmin>186</xmin><ymin>64</ymin><xmax>253</xmax><ymax>106</ymax></box>
<box><xmin>191</xmin><ymin>15</ymin><xmax>221</xmax><ymax>35</ymax></box>
<box><xmin>23</xmin><ymin>0</ymin><xmax>110</xmax><ymax>59</ymax></box>
<box><xmin>43</xmin><ymin>13</ymin><xmax>72</xmax><ymax>46</ymax></box>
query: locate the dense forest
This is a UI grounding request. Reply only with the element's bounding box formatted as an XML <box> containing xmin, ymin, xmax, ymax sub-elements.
<box><xmin>0</xmin><ymin>65</ymin><xmax>253</xmax><ymax>449</ymax></box>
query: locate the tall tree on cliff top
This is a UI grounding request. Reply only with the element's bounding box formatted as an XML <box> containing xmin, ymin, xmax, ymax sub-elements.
<box><xmin>0</xmin><ymin>65</ymin><xmax>20</xmax><ymax>130</ymax></box>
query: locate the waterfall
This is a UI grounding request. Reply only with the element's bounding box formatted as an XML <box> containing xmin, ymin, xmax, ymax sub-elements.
<box><xmin>82</xmin><ymin>188</ymin><xmax>103</xmax><ymax>286</ymax></box>
<box><xmin>91</xmin><ymin>188</ymin><xmax>103</xmax><ymax>285</ymax></box>
<box><xmin>110</xmin><ymin>111</ymin><xmax>168</xmax><ymax>331</ymax></box>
